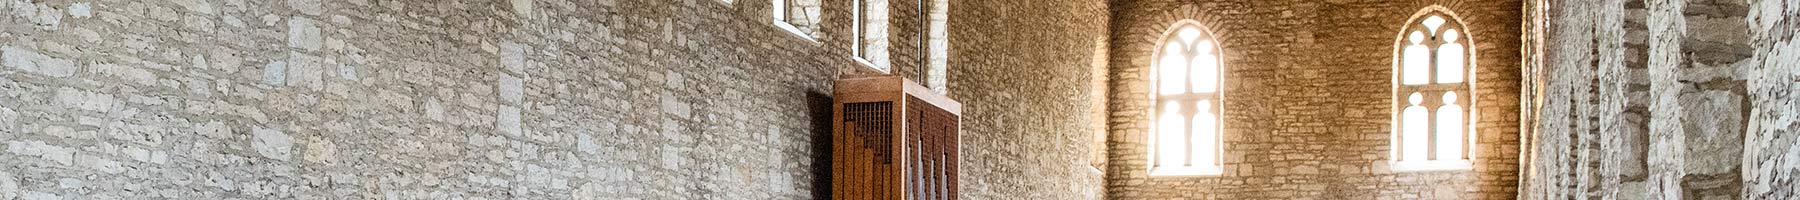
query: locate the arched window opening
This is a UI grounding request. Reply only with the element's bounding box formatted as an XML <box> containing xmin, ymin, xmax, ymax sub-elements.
<box><xmin>1392</xmin><ymin>8</ymin><xmax>1476</xmax><ymax>171</ymax></box>
<box><xmin>773</xmin><ymin>0</ymin><xmax>822</xmax><ymax>40</ymax></box>
<box><xmin>1148</xmin><ymin>21</ymin><xmax>1225</xmax><ymax>176</ymax></box>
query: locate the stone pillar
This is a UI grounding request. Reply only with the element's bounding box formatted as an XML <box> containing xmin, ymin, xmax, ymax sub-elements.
<box><xmin>1742</xmin><ymin>0</ymin><xmax>1800</xmax><ymax>198</ymax></box>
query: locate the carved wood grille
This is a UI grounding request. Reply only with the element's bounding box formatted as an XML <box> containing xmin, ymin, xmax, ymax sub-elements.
<box><xmin>839</xmin><ymin>101</ymin><xmax>896</xmax><ymax>200</ymax></box>
<box><xmin>845</xmin><ymin>101</ymin><xmax>895</xmax><ymax>163</ymax></box>
<box><xmin>905</xmin><ymin>96</ymin><xmax>959</xmax><ymax>200</ymax></box>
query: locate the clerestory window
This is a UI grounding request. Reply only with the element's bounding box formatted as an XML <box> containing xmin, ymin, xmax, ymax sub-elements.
<box><xmin>773</xmin><ymin>0</ymin><xmax>822</xmax><ymax>40</ymax></box>
<box><xmin>852</xmin><ymin>0</ymin><xmax>891</xmax><ymax>72</ymax></box>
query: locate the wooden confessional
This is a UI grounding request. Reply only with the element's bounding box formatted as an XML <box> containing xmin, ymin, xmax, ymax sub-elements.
<box><xmin>832</xmin><ymin>75</ymin><xmax>962</xmax><ymax>200</ymax></box>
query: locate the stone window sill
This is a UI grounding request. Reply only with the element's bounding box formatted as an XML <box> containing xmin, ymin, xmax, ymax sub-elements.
<box><xmin>1390</xmin><ymin>160</ymin><xmax>1472</xmax><ymax>171</ymax></box>
<box><xmin>851</xmin><ymin>56</ymin><xmax>887</xmax><ymax>74</ymax></box>
<box><xmin>1148</xmin><ymin>166</ymin><xmax>1223</xmax><ymax>177</ymax></box>
<box><xmin>772</xmin><ymin>21</ymin><xmax>818</xmax><ymax>43</ymax></box>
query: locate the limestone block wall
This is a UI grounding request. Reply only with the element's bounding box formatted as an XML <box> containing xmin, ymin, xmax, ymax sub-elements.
<box><xmin>1104</xmin><ymin>0</ymin><xmax>1522</xmax><ymax>199</ymax></box>
<box><xmin>1519</xmin><ymin>0</ymin><xmax>1796</xmax><ymax>199</ymax></box>
<box><xmin>0</xmin><ymin>0</ymin><xmax>877</xmax><ymax>198</ymax></box>
<box><xmin>946</xmin><ymin>0</ymin><xmax>1111</xmax><ymax>199</ymax></box>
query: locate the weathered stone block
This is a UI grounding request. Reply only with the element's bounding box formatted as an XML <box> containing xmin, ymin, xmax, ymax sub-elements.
<box><xmin>0</xmin><ymin>107</ymin><xmax>14</xmax><ymax>130</ymax></box>
<box><xmin>287</xmin><ymin>0</ymin><xmax>323</xmax><ymax>16</ymax></box>
<box><xmin>8</xmin><ymin>141</ymin><xmax>74</xmax><ymax>165</ymax></box>
<box><xmin>55</xmin><ymin>88</ymin><xmax>115</xmax><ymax>112</ymax></box>
<box><xmin>1681</xmin><ymin>90</ymin><xmax>1744</xmax><ymax>175</ymax></box>
<box><xmin>210</xmin><ymin>49</ymin><xmax>243</xmax><ymax>73</ymax></box>
<box><xmin>660</xmin><ymin>93</ymin><xmax>689</xmax><ymax>118</ymax></box>
<box><xmin>577</xmin><ymin>133</ymin><xmax>601</xmax><ymax>154</ymax></box>
<box><xmin>20</xmin><ymin>191</ymin><xmax>58</xmax><ymax>200</ymax></box>
<box><xmin>338</xmin><ymin>62</ymin><xmax>358</xmax><ymax>81</ymax></box>
<box><xmin>501</xmin><ymin>41</ymin><xmax>527</xmax><ymax>74</ymax></box>
<box><xmin>16</xmin><ymin>3</ymin><xmax>62</xmax><ymax>29</ymax></box>
<box><xmin>425</xmin><ymin>98</ymin><xmax>445</xmax><ymax>121</ymax></box>
<box><xmin>303</xmin><ymin>137</ymin><xmax>336</xmax><ymax>164</ymax></box>
<box><xmin>68</xmin><ymin>3</ymin><xmax>91</xmax><ymax>18</ymax></box>
<box><xmin>287</xmin><ymin>52</ymin><xmax>325</xmax><ymax>90</ymax></box>
<box><xmin>500</xmin><ymin>73</ymin><xmax>524</xmax><ymax>104</ymax></box>
<box><xmin>288</xmin><ymin>17</ymin><xmax>322</xmax><ymax>51</ymax></box>
<box><xmin>498</xmin><ymin>105</ymin><xmax>521</xmax><ymax>136</ymax></box>
<box><xmin>0</xmin><ymin>171</ymin><xmax>15</xmax><ymax>200</ymax></box>
<box><xmin>264</xmin><ymin>61</ymin><xmax>287</xmax><ymax>86</ymax></box>
<box><xmin>195</xmin><ymin>121</ymin><xmax>231</xmax><ymax>139</ymax></box>
<box><xmin>89</xmin><ymin>63</ymin><xmax>158</xmax><ymax>86</ymax></box>
<box><xmin>662</xmin><ymin>145</ymin><xmax>683</xmax><ymax>169</ymax></box>
<box><xmin>79</xmin><ymin>155</ymin><xmax>125</xmax><ymax>174</ymax></box>
<box><xmin>2</xmin><ymin>46</ymin><xmax>77</xmax><ymax>77</ymax></box>
<box><xmin>510</xmin><ymin>0</ymin><xmax>534</xmax><ymax>19</ymax></box>
<box><xmin>171</xmin><ymin>0</ymin><xmax>215</xmax><ymax>14</ymax></box>
<box><xmin>253</xmin><ymin>127</ymin><xmax>294</xmax><ymax>161</ymax></box>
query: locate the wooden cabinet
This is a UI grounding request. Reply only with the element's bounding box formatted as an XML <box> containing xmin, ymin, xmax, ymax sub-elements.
<box><xmin>832</xmin><ymin>75</ymin><xmax>961</xmax><ymax>200</ymax></box>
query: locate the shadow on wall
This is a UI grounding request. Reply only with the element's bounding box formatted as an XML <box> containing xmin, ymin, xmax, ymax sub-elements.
<box><xmin>807</xmin><ymin>91</ymin><xmax>834</xmax><ymax>199</ymax></box>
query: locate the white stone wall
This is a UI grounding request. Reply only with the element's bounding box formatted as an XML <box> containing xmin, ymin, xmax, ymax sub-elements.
<box><xmin>1743</xmin><ymin>0</ymin><xmax>1800</xmax><ymax>198</ymax></box>
<box><xmin>1523</xmin><ymin>0</ymin><xmax>1791</xmax><ymax>199</ymax></box>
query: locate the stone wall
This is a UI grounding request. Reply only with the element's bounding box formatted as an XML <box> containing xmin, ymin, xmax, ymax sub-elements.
<box><xmin>1519</xmin><ymin>0</ymin><xmax>1797</xmax><ymax>199</ymax></box>
<box><xmin>0</xmin><ymin>0</ymin><xmax>1124</xmax><ymax>199</ymax></box>
<box><xmin>0</xmin><ymin>0</ymin><xmax>872</xmax><ymax>198</ymax></box>
<box><xmin>1104</xmin><ymin>0</ymin><xmax>1522</xmax><ymax>199</ymax></box>
<box><xmin>1520</xmin><ymin>0</ymin><xmax>1636</xmax><ymax>198</ymax></box>
<box><xmin>946</xmin><ymin>0</ymin><xmax>1110</xmax><ymax>199</ymax></box>
<box><xmin>1742</xmin><ymin>0</ymin><xmax>1800</xmax><ymax>198</ymax></box>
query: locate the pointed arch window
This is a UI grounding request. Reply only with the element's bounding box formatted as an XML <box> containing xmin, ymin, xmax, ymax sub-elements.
<box><xmin>1392</xmin><ymin>8</ymin><xmax>1475</xmax><ymax>171</ymax></box>
<box><xmin>1148</xmin><ymin>21</ymin><xmax>1224</xmax><ymax>176</ymax></box>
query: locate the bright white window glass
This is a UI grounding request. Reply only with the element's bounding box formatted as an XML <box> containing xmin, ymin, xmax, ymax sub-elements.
<box><xmin>1403</xmin><ymin>32</ymin><xmax>1431</xmax><ymax>85</ymax></box>
<box><xmin>1159</xmin><ymin>49</ymin><xmax>1189</xmax><ymax>95</ymax></box>
<box><xmin>773</xmin><ymin>0</ymin><xmax>787</xmax><ymax>20</ymax></box>
<box><xmin>1422</xmin><ymin>16</ymin><xmax>1445</xmax><ymax>32</ymax></box>
<box><xmin>1178</xmin><ymin>28</ymin><xmax>1203</xmax><ymax>43</ymax></box>
<box><xmin>1157</xmin><ymin>103</ymin><xmax>1186</xmax><ymax>167</ymax></box>
<box><xmin>1437</xmin><ymin>30</ymin><xmax>1465</xmax><ymax>83</ymax></box>
<box><xmin>1191</xmin><ymin>50</ymin><xmax>1219</xmax><ymax>92</ymax></box>
<box><xmin>1402</xmin><ymin>93</ymin><xmax>1431</xmax><ymax>162</ymax></box>
<box><xmin>1151</xmin><ymin>23</ymin><xmax>1224</xmax><ymax>176</ymax></box>
<box><xmin>1192</xmin><ymin>101</ymin><xmax>1218</xmax><ymax>167</ymax></box>
<box><xmin>1436</xmin><ymin>92</ymin><xmax>1464</xmax><ymax>160</ymax></box>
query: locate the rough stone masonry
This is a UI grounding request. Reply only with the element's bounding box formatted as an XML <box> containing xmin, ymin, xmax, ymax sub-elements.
<box><xmin>0</xmin><ymin>0</ymin><xmax>864</xmax><ymax>198</ymax></box>
<box><xmin>1521</xmin><ymin>0</ymin><xmax>1799</xmax><ymax>199</ymax></box>
<box><xmin>0</xmin><ymin>0</ymin><xmax>1117</xmax><ymax>199</ymax></box>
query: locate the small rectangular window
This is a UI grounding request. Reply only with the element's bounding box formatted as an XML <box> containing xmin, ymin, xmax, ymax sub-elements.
<box><xmin>853</xmin><ymin>0</ymin><xmax>890</xmax><ymax>72</ymax></box>
<box><xmin>773</xmin><ymin>0</ymin><xmax>821</xmax><ymax>41</ymax></box>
